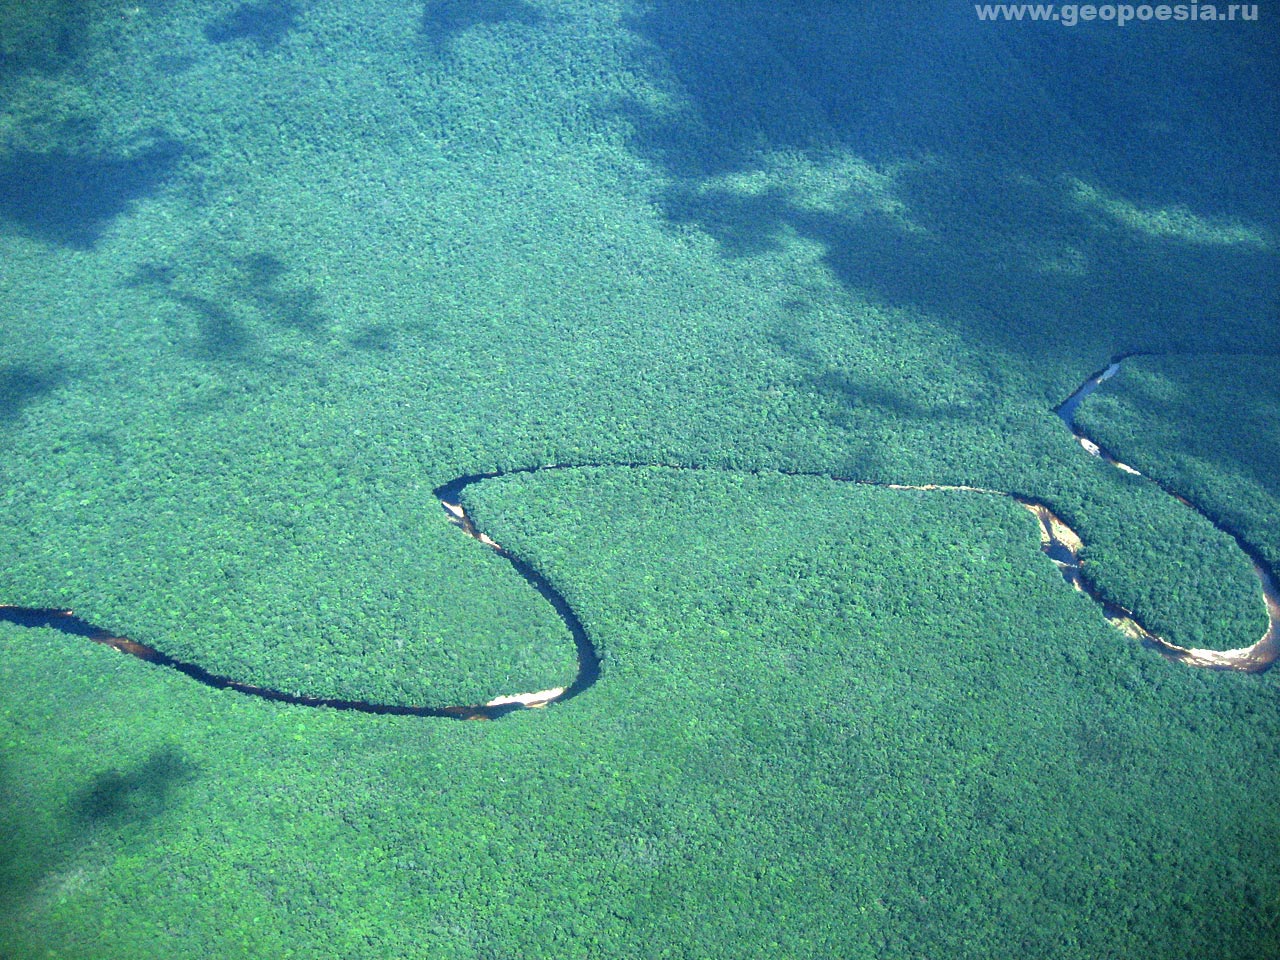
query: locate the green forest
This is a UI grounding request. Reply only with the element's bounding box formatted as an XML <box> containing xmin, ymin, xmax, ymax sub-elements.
<box><xmin>1077</xmin><ymin>354</ymin><xmax>1280</xmax><ymax>575</ymax></box>
<box><xmin>1</xmin><ymin>1</ymin><xmax>1278</xmax><ymax>957</ymax></box>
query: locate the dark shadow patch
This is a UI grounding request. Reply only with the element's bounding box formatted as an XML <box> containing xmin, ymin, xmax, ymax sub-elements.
<box><xmin>126</xmin><ymin>261</ymin><xmax>252</xmax><ymax>361</ymax></box>
<box><xmin>622</xmin><ymin>2</ymin><xmax>1280</xmax><ymax>208</ymax></box>
<box><xmin>658</xmin><ymin>180</ymin><xmax>792</xmax><ymax>259</ymax></box>
<box><xmin>154</xmin><ymin>51</ymin><xmax>199</xmax><ymax>76</ymax></box>
<box><xmin>124</xmin><ymin>251</ymin><xmax>330</xmax><ymax>362</ymax></box>
<box><xmin>125</xmin><ymin>260</ymin><xmax>177</xmax><ymax>289</ymax></box>
<box><xmin>174</xmin><ymin>290</ymin><xmax>254</xmax><ymax>360</ymax></box>
<box><xmin>0</xmin><ymin>1</ymin><xmax>92</xmax><ymax>79</ymax></box>
<box><xmin>0</xmin><ymin>363</ymin><xmax>66</xmax><ymax>423</ymax></box>
<box><xmin>662</xmin><ymin>153</ymin><xmax>1279</xmax><ymax>362</ymax></box>
<box><xmin>350</xmin><ymin>324</ymin><xmax>394</xmax><ymax>352</ymax></box>
<box><xmin>0</xmin><ymin>134</ymin><xmax>185</xmax><ymax>249</ymax></box>
<box><xmin>70</xmin><ymin>746</ymin><xmax>195</xmax><ymax>824</ymax></box>
<box><xmin>48</xmin><ymin>2</ymin><xmax>90</xmax><ymax>63</ymax></box>
<box><xmin>810</xmin><ymin>164</ymin><xmax>1278</xmax><ymax>357</ymax></box>
<box><xmin>419</xmin><ymin>0</ymin><xmax>544</xmax><ymax>52</ymax></box>
<box><xmin>617</xmin><ymin>2</ymin><xmax>1280</xmax><ymax>364</ymax></box>
<box><xmin>204</xmin><ymin>0</ymin><xmax>300</xmax><ymax>50</ymax></box>
<box><xmin>237</xmin><ymin>251</ymin><xmax>330</xmax><ymax>335</ymax></box>
<box><xmin>240</xmin><ymin>250</ymin><xmax>287</xmax><ymax>286</ymax></box>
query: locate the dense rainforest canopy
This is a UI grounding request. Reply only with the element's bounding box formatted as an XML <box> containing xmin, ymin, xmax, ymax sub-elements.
<box><xmin>1</xmin><ymin>1</ymin><xmax>1277</xmax><ymax>957</ymax></box>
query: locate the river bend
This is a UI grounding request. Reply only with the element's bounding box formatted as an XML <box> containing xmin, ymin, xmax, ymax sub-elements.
<box><xmin>3</xmin><ymin>356</ymin><xmax>1276</xmax><ymax>717</ymax></box>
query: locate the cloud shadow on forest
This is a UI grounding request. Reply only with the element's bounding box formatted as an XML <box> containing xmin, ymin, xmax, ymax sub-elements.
<box><xmin>70</xmin><ymin>746</ymin><xmax>196</xmax><ymax>825</ymax></box>
<box><xmin>418</xmin><ymin>0</ymin><xmax>544</xmax><ymax>53</ymax></box>
<box><xmin>204</xmin><ymin>1</ymin><xmax>302</xmax><ymax>50</ymax></box>
<box><xmin>0</xmin><ymin>2</ymin><xmax>92</xmax><ymax>79</ymax></box>
<box><xmin>0</xmin><ymin>745</ymin><xmax>196</xmax><ymax>913</ymax></box>
<box><xmin>0</xmin><ymin>363</ymin><xmax>67</xmax><ymax>423</ymax></box>
<box><xmin>0</xmin><ymin>134</ymin><xmax>186</xmax><ymax>249</ymax></box>
<box><xmin>616</xmin><ymin>1</ymin><xmax>1280</xmax><ymax>388</ymax></box>
<box><xmin>125</xmin><ymin>251</ymin><xmax>333</xmax><ymax>363</ymax></box>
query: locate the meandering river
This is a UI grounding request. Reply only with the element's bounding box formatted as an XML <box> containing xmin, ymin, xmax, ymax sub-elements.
<box><xmin>3</xmin><ymin>356</ymin><xmax>1276</xmax><ymax>718</ymax></box>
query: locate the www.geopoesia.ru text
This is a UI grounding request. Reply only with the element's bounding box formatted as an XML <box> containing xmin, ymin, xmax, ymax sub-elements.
<box><xmin>974</xmin><ymin>3</ymin><xmax>1258</xmax><ymax>27</ymax></box>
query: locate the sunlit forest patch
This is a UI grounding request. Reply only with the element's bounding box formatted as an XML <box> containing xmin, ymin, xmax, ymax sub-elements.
<box><xmin>1067</xmin><ymin>177</ymin><xmax>1273</xmax><ymax>249</ymax></box>
<box><xmin>4</xmin><ymin>469</ymin><xmax>1280</xmax><ymax>958</ymax></box>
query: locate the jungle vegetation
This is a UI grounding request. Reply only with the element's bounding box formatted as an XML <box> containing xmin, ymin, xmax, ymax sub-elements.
<box><xmin>1076</xmin><ymin>354</ymin><xmax>1280</xmax><ymax>577</ymax></box>
<box><xmin>0</xmin><ymin>1</ymin><xmax>1277</xmax><ymax>957</ymax></box>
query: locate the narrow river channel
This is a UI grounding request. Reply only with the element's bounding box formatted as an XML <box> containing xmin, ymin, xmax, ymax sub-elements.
<box><xmin>3</xmin><ymin>356</ymin><xmax>1276</xmax><ymax>717</ymax></box>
